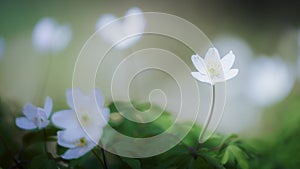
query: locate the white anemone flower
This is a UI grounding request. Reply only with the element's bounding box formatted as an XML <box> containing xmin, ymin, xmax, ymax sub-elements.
<box><xmin>32</xmin><ymin>17</ymin><xmax>72</xmax><ymax>53</ymax></box>
<box><xmin>16</xmin><ymin>97</ymin><xmax>52</xmax><ymax>130</ymax></box>
<box><xmin>191</xmin><ymin>48</ymin><xmax>238</xmax><ymax>85</ymax></box>
<box><xmin>96</xmin><ymin>7</ymin><xmax>145</xmax><ymax>49</ymax></box>
<box><xmin>51</xmin><ymin>88</ymin><xmax>110</xmax><ymax>159</ymax></box>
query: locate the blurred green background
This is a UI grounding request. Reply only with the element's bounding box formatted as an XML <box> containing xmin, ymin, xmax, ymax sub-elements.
<box><xmin>0</xmin><ymin>0</ymin><xmax>300</xmax><ymax>168</ymax></box>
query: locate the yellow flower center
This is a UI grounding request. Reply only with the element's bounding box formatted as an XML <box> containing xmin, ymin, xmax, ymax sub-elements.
<box><xmin>208</xmin><ymin>67</ymin><xmax>217</xmax><ymax>75</ymax></box>
<box><xmin>74</xmin><ymin>137</ymin><xmax>87</xmax><ymax>147</ymax></box>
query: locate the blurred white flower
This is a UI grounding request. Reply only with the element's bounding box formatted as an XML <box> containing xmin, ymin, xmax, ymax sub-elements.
<box><xmin>191</xmin><ymin>48</ymin><xmax>238</xmax><ymax>85</ymax></box>
<box><xmin>95</xmin><ymin>7</ymin><xmax>145</xmax><ymax>49</ymax></box>
<box><xmin>246</xmin><ymin>57</ymin><xmax>295</xmax><ymax>106</ymax></box>
<box><xmin>16</xmin><ymin>97</ymin><xmax>52</xmax><ymax>130</ymax></box>
<box><xmin>32</xmin><ymin>17</ymin><xmax>72</xmax><ymax>53</ymax></box>
<box><xmin>0</xmin><ymin>37</ymin><xmax>4</xmax><ymax>60</ymax></box>
<box><xmin>51</xmin><ymin>88</ymin><xmax>110</xmax><ymax>159</ymax></box>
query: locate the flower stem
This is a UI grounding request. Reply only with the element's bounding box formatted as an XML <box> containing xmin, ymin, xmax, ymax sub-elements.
<box><xmin>197</xmin><ymin>85</ymin><xmax>216</xmax><ymax>150</ymax></box>
<box><xmin>36</xmin><ymin>53</ymin><xmax>53</xmax><ymax>103</ymax></box>
<box><xmin>100</xmin><ymin>146</ymin><xmax>109</xmax><ymax>169</ymax></box>
<box><xmin>92</xmin><ymin>149</ymin><xmax>105</xmax><ymax>168</ymax></box>
<box><xmin>42</xmin><ymin>129</ymin><xmax>48</xmax><ymax>155</ymax></box>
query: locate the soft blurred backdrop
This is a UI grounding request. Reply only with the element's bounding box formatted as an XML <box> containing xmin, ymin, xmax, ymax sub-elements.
<box><xmin>0</xmin><ymin>0</ymin><xmax>300</xmax><ymax>168</ymax></box>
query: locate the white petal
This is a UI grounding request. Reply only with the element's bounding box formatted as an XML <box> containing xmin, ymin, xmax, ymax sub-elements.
<box><xmin>191</xmin><ymin>54</ymin><xmax>206</xmax><ymax>74</ymax></box>
<box><xmin>221</xmin><ymin>50</ymin><xmax>235</xmax><ymax>72</ymax></box>
<box><xmin>204</xmin><ymin>48</ymin><xmax>221</xmax><ymax>64</ymax></box>
<box><xmin>66</xmin><ymin>88</ymin><xmax>74</xmax><ymax>109</ymax></box>
<box><xmin>61</xmin><ymin>145</ymin><xmax>94</xmax><ymax>160</ymax></box>
<box><xmin>67</xmin><ymin>88</ymin><xmax>87</xmax><ymax>109</ymax></box>
<box><xmin>57</xmin><ymin>131</ymin><xmax>76</xmax><ymax>148</ymax></box>
<box><xmin>90</xmin><ymin>88</ymin><xmax>104</xmax><ymax>107</ymax></box>
<box><xmin>51</xmin><ymin>110</ymin><xmax>79</xmax><ymax>129</ymax></box>
<box><xmin>83</xmin><ymin>126</ymin><xmax>103</xmax><ymax>144</ymax></box>
<box><xmin>35</xmin><ymin>108</ymin><xmax>50</xmax><ymax>129</ymax></box>
<box><xmin>16</xmin><ymin>117</ymin><xmax>36</xmax><ymax>130</ymax></box>
<box><xmin>225</xmin><ymin>69</ymin><xmax>239</xmax><ymax>80</ymax></box>
<box><xmin>101</xmin><ymin>108</ymin><xmax>110</xmax><ymax>124</ymax></box>
<box><xmin>44</xmin><ymin>96</ymin><xmax>53</xmax><ymax>117</ymax></box>
<box><xmin>57</xmin><ymin>129</ymin><xmax>85</xmax><ymax>148</ymax></box>
<box><xmin>191</xmin><ymin>72</ymin><xmax>212</xmax><ymax>84</ymax></box>
<box><xmin>23</xmin><ymin>103</ymin><xmax>37</xmax><ymax>120</ymax></box>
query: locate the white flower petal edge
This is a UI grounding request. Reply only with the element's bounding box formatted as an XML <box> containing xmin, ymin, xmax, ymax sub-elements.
<box><xmin>15</xmin><ymin>96</ymin><xmax>52</xmax><ymax>130</ymax></box>
<box><xmin>51</xmin><ymin>110</ymin><xmax>79</xmax><ymax>129</ymax></box>
<box><xmin>204</xmin><ymin>48</ymin><xmax>221</xmax><ymax>65</ymax></box>
<box><xmin>191</xmin><ymin>55</ymin><xmax>206</xmax><ymax>74</ymax></box>
<box><xmin>16</xmin><ymin>117</ymin><xmax>36</xmax><ymax>130</ymax></box>
<box><xmin>23</xmin><ymin>103</ymin><xmax>37</xmax><ymax>120</ymax></box>
<box><xmin>62</xmin><ymin>143</ymin><xmax>95</xmax><ymax>160</ymax></box>
<box><xmin>191</xmin><ymin>47</ymin><xmax>238</xmax><ymax>85</ymax></box>
<box><xmin>44</xmin><ymin>96</ymin><xmax>53</xmax><ymax>117</ymax></box>
<box><xmin>221</xmin><ymin>51</ymin><xmax>235</xmax><ymax>72</ymax></box>
<box><xmin>191</xmin><ymin>72</ymin><xmax>210</xmax><ymax>84</ymax></box>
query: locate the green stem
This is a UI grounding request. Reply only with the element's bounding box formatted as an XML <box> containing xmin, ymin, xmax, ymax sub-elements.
<box><xmin>36</xmin><ymin>53</ymin><xmax>53</xmax><ymax>103</ymax></box>
<box><xmin>43</xmin><ymin>129</ymin><xmax>48</xmax><ymax>155</ymax></box>
<box><xmin>197</xmin><ymin>85</ymin><xmax>216</xmax><ymax>150</ymax></box>
<box><xmin>100</xmin><ymin>146</ymin><xmax>109</xmax><ymax>169</ymax></box>
<box><xmin>92</xmin><ymin>149</ymin><xmax>105</xmax><ymax>168</ymax></box>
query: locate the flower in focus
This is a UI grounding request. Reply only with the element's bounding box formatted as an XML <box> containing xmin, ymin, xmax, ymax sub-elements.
<box><xmin>95</xmin><ymin>7</ymin><xmax>145</xmax><ymax>49</ymax></box>
<box><xmin>51</xmin><ymin>88</ymin><xmax>110</xmax><ymax>159</ymax></box>
<box><xmin>191</xmin><ymin>47</ymin><xmax>238</xmax><ymax>85</ymax></box>
<box><xmin>16</xmin><ymin>97</ymin><xmax>52</xmax><ymax>130</ymax></box>
<box><xmin>32</xmin><ymin>17</ymin><xmax>72</xmax><ymax>53</ymax></box>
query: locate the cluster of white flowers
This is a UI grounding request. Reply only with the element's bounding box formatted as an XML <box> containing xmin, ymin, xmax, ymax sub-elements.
<box><xmin>15</xmin><ymin>88</ymin><xmax>110</xmax><ymax>160</ymax></box>
<box><xmin>15</xmin><ymin>47</ymin><xmax>238</xmax><ymax>159</ymax></box>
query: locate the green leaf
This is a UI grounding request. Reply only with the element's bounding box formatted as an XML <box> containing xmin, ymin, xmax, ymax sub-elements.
<box><xmin>23</xmin><ymin>127</ymin><xmax>58</xmax><ymax>146</ymax></box>
<box><xmin>29</xmin><ymin>155</ymin><xmax>57</xmax><ymax>169</ymax></box>
<box><xmin>121</xmin><ymin>157</ymin><xmax>141</xmax><ymax>169</ymax></box>
<box><xmin>221</xmin><ymin>149</ymin><xmax>230</xmax><ymax>164</ymax></box>
<box><xmin>228</xmin><ymin>145</ymin><xmax>249</xmax><ymax>169</ymax></box>
<box><xmin>198</xmin><ymin>152</ymin><xmax>226</xmax><ymax>169</ymax></box>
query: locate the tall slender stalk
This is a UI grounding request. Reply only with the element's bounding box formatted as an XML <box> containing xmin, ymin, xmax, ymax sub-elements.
<box><xmin>92</xmin><ymin>149</ymin><xmax>105</xmax><ymax>168</ymax></box>
<box><xmin>100</xmin><ymin>146</ymin><xmax>109</xmax><ymax>169</ymax></box>
<box><xmin>42</xmin><ymin>128</ymin><xmax>48</xmax><ymax>155</ymax></box>
<box><xmin>36</xmin><ymin>53</ymin><xmax>53</xmax><ymax>104</ymax></box>
<box><xmin>196</xmin><ymin>85</ymin><xmax>216</xmax><ymax>150</ymax></box>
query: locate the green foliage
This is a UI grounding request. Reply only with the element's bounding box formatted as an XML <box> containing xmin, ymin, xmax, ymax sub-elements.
<box><xmin>0</xmin><ymin>100</ymin><xmax>256</xmax><ymax>169</ymax></box>
<box><xmin>250</xmin><ymin>88</ymin><xmax>300</xmax><ymax>169</ymax></box>
<box><xmin>121</xmin><ymin>157</ymin><xmax>142</xmax><ymax>169</ymax></box>
<box><xmin>29</xmin><ymin>155</ymin><xmax>57</xmax><ymax>169</ymax></box>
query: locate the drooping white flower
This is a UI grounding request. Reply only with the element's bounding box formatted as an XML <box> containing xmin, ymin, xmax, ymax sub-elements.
<box><xmin>32</xmin><ymin>17</ymin><xmax>72</xmax><ymax>53</ymax></box>
<box><xmin>95</xmin><ymin>7</ymin><xmax>145</xmax><ymax>49</ymax></box>
<box><xmin>51</xmin><ymin>88</ymin><xmax>110</xmax><ymax>159</ymax></box>
<box><xmin>191</xmin><ymin>48</ymin><xmax>238</xmax><ymax>85</ymax></box>
<box><xmin>16</xmin><ymin>97</ymin><xmax>52</xmax><ymax>130</ymax></box>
